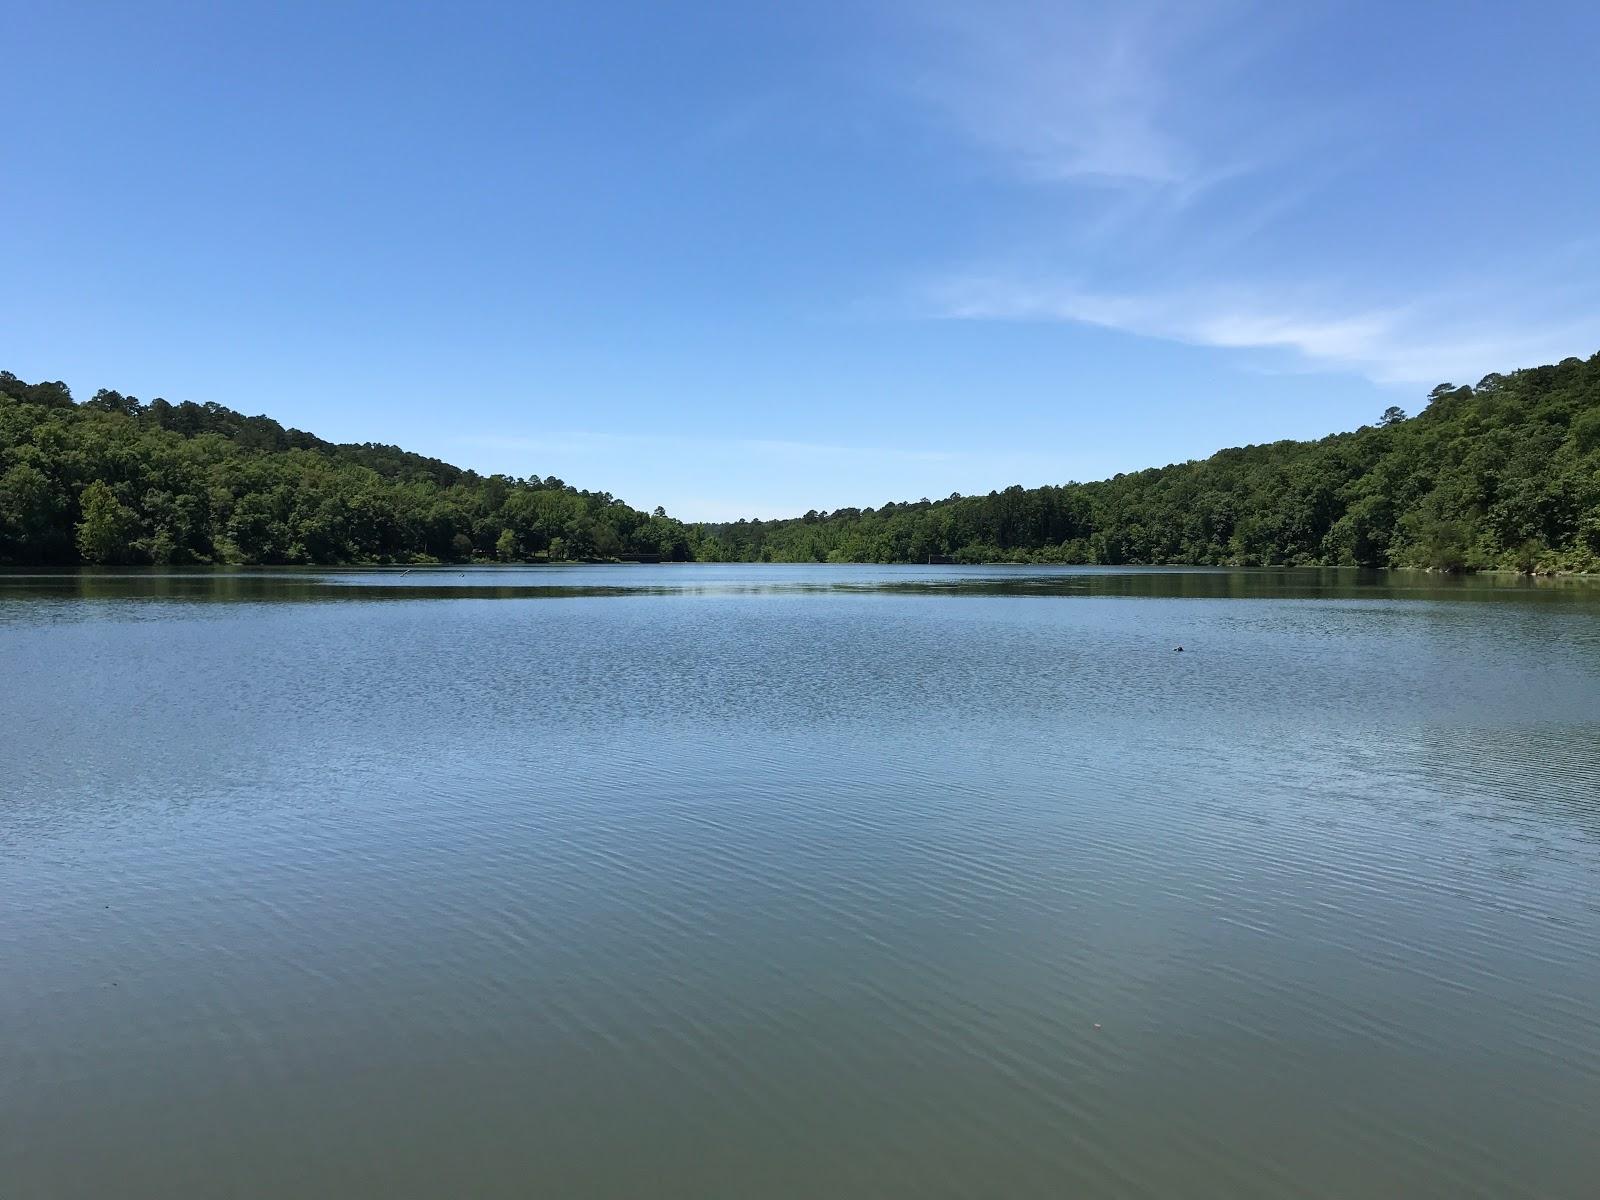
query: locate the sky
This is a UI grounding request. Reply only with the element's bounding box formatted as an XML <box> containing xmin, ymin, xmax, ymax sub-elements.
<box><xmin>5</xmin><ymin>0</ymin><xmax>1600</xmax><ymax>520</ymax></box>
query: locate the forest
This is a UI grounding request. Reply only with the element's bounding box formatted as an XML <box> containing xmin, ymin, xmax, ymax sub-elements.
<box><xmin>699</xmin><ymin>353</ymin><xmax>1600</xmax><ymax>573</ymax></box>
<box><xmin>0</xmin><ymin>372</ymin><xmax>697</xmax><ymax>565</ymax></box>
<box><xmin>3</xmin><ymin>351</ymin><xmax>1599</xmax><ymax>571</ymax></box>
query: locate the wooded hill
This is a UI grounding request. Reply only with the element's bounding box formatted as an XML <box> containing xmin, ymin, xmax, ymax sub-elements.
<box><xmin>4</xmin><ymin>351</ymin><xmax>1599</xmax><ymax>571</ymax></box>
<box><xmin>697</xmin><ymin>353</ymin><xmax>1600</xmax><ymax>573</ymax></box>
<box><xmin>0</xmin><ymin>373</ymin><xmax>695</xmax><ymax>564</ymax></box>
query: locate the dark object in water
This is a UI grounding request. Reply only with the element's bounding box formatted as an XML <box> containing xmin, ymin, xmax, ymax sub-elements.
<box><xmin>1174</xmin><ymin>645</ymin><xmax>1184</xmax><ymax>652</ymax></box>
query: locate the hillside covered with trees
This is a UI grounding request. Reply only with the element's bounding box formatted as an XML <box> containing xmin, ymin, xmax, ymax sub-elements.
<box><xmin>4</xmin><ymin>351</ymin><xmax>1599</xmax><ymax>570</ymax></box>
<box><xmin>698</xmin><ymin>353</ymin><xmax>1600</xmax><ymax>573</ymax></box>
<box><xmin>0</xmin><ymin>372</ymin><xmax>696</xmax><ymax>564</ymax></box>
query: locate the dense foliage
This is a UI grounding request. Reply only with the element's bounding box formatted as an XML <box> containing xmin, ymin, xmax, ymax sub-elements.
<box><xmin>697</xmin><ymin>354</ymin><xmax>1600</xmax><ymax>572</ymax></box>
<box><xmin>0</xmin><ymin>372</ymin><xmax>696</xmax><ymax>564</ymax></box>
<box><xmin>5</xmin><ymin>351</ymin><xmax>1599</xmax><ymax>570</ymax></box>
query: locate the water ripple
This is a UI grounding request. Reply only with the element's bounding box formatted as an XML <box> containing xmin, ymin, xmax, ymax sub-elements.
<box><xmin>3</xmin><ymin>567</ymin><xmax>1599</xmax><ymax>1197</ymax></box>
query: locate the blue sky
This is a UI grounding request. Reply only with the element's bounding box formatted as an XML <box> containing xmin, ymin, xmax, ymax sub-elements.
<box><xmin>6</xmin><ymin>1</ymin><xmax>1599</xmax><ymax>519</ymax></box>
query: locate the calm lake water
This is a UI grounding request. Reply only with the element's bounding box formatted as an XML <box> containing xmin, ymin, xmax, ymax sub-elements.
<box><xmin>4</xmin><ymin>564</ymin><xmax>1599</xmax><ymax>1198</ymax></box>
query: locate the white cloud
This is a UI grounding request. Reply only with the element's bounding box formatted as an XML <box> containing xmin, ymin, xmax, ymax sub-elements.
<box><xmin>898</xmin><ymin>1</ymin><xmax>1286</xmax><ymax>191</ymax></box>
<box><xmin>893</xmin><ymin>3</ymin><xmax>1600</xmax><ymax>386</ymax></box>
<box><xmin>930</xmin><ymin>273</ymin><xmax>1600</xmax><ymax>385</ymax></box>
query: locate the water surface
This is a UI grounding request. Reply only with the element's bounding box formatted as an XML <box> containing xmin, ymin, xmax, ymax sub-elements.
<box><xmin>4</xmin><ymin>565</ymin><xmax>1599</xmax><ymax>1198</ymax></box>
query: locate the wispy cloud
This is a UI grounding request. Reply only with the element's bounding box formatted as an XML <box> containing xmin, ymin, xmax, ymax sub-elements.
<box><xmin>930</xmin><ymin>273</ymin><xmax>1600</xmax><ymax>385</ymax></box>
<box><xmin>892</xmin><ymin>1</ymin><xmax>1600</xmax><ymax>386</ymax></box>
<box><xmin>897</xmin><ymin>0</ymin><xmax>1292</xmax><ymax>191</ymax></box>
<box><xmin>913</xmin><ymin>9</ymin><xmax>1184</xmax><ymax>185</ymax></box>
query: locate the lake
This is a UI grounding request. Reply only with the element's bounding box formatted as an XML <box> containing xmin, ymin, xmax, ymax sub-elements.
<box><xmin>3</xmin><ymin>564</ymin><xmax>1599</xmax><ymax>1198</ymax></box>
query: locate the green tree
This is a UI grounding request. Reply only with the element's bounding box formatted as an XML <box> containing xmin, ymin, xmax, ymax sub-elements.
<box><xmin>0</xmin><ymin>464</ymin><xmax>61</xmax><ymax>559</ymax></box>
<box><xmin>8</xmin><ymin>352</ymin><xmax>1600</xmax><ymax>574</ymax></box>
<box><xmin>75</xmin><ymin>481</ymin><xmax>139</xmax><ymax>563</ymax></box>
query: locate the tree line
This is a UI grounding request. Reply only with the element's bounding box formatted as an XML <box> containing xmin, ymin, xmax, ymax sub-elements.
<box><xmin>0</xmin><ymin>372</ymin><xmax>697</xmax><ymax>564</ymax></box>
<box><xmin>4</xmin><ymin>351</ymin><xmax>1599</xmax><ymax>570</ymax></box>
<box><xmin>697</xmin><ymin>354</ymin><xmax>1600</xmax><ymax>573</ymax></box>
